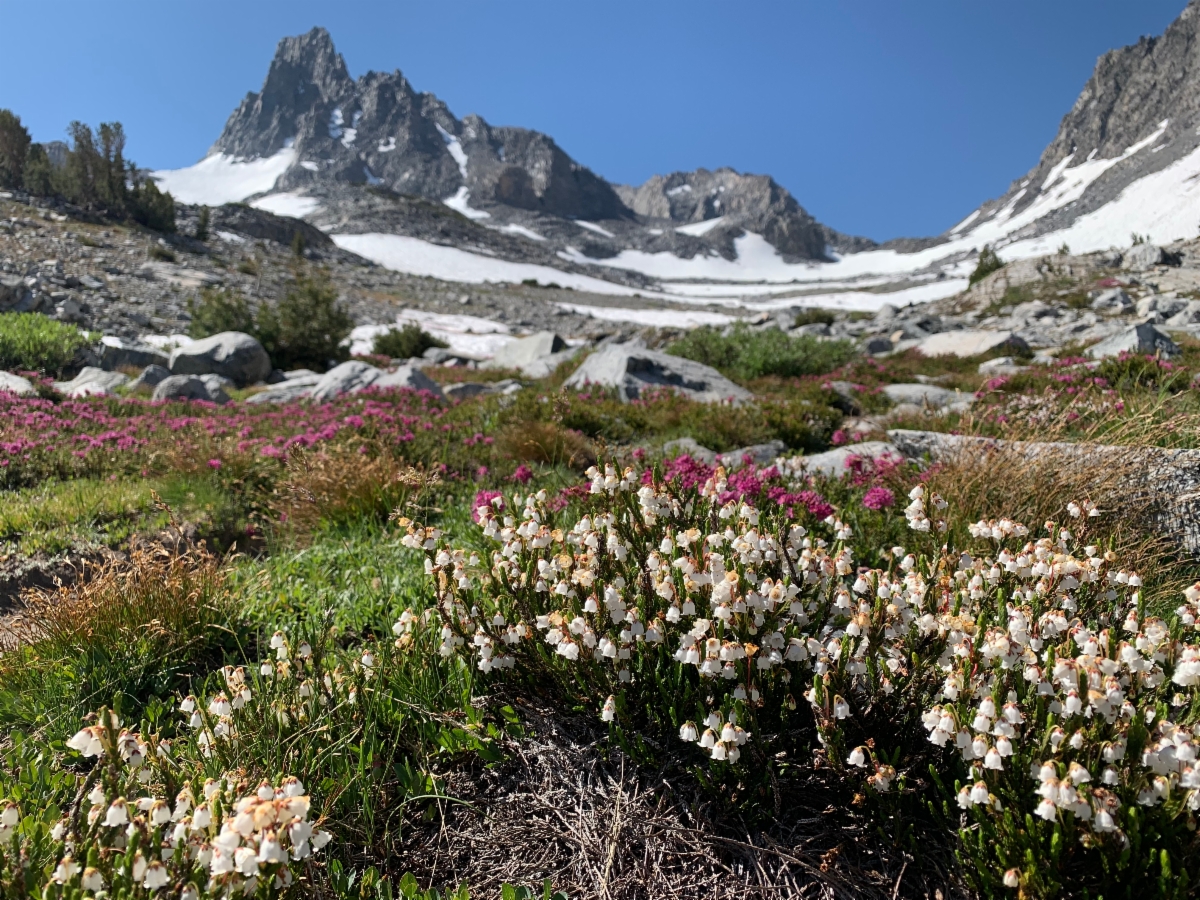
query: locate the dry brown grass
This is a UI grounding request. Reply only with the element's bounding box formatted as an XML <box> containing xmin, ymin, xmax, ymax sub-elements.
<box><xmin>272</xmin><ymin>444</ymin><xmax>427</xmax><ymax>537</ymax></box>
<box><xmin>496</xmin><ymin>421</ymin><xmax>596</xmax><ymax>470</ymax></box>
<box><xmin>5</xmin><ymin>537</ymin><xmax>234</xmax><ymax>663</ymax></box>
<box><xmin>903</xmin><ymin>424</ymin><xmax>1197</xmax><ymax>610</ymax></box>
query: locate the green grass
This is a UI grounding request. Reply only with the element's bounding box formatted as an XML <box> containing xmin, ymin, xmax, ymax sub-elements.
<box><xmin>0</xmin><ymin>311</ymin><xmax>93</xmax><ymax>376</ymax></box>
<box><xmin>666</xmin><ymin>323</ymin><xmax>856</xmax><ymax>381</ymax></box>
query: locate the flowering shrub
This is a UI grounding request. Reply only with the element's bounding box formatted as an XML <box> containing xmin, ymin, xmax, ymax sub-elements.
<box><xmin>0</xmin><ymin>708</ymin><xmax>330</xmax><ymax>899</ymax></box>
<box><xmin>399</xmin><ymin>462</ymin><xmax>1200</xmax><ymax>897</ymax></box>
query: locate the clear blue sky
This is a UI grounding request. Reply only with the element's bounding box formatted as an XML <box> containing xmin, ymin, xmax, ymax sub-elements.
<box><xmin>0</xmin><ymin>0</ymin><xmax>1185</xmax><ymax>240</ymax></box>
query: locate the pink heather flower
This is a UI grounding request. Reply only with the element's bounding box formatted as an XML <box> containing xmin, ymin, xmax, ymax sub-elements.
<box><xmin>831</xmin><ymin>429</ymin><xmax>848</xmax><ymax>446</ymax></box>
<box><xmin>472</xmin><ymin>490</ymin><xmax>503</xmax><ymax>523</ymax></box>
<box><xmin>475</xmin><ymin>466</ymin><xmax>489</xmax><ymax>480</ymax></box>
<box><xmin>510</xmin><ymin>464</ymin><xmax>533</xmax><ymax>484</ymax></box>
<box><xmin>208</xmin><ymin>459</ymin><xmax>222</xmax><ymax>470</ymax></box>
<box><xmin>862</xmin><ymin>486</ymin><xmax>896</xmax><ymax>510</ymax></box>
<box><xmin>631</xmin><ymin>447</ymin><xmax>646</xmax><ymax>461</ymax></box>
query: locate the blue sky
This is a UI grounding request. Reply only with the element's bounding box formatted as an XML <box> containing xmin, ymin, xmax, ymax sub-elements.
<box><xmin>0</xmin><ymin>1</ymin><xmax>1185</xmax><ymax>240</ymax></box>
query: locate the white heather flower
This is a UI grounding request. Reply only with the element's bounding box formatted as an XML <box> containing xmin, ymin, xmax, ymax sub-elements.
<box><xmin>983</xmin><ymin>748</ymin><xmax>1004</xmax><ymax>770</ymax></box>
<box><xmin>1003</xmin><ymin>869</ymin><xmax>1021</xmax><ymax>888</ymax></box>
<box><xmin>601</xmin><ymin>696</ymin><xmax>616</xmax><ymax>722</ymax></box>
<box><xmin>847</xmin><ymin>747</ymin><xmax>866</xmax><ymax>767</ymax></box>
<box><xmin>51</xmin><ymin>856</ymin><xmax>79</xmax><ymax>884</ymax></box>
<box><xmin>81</xmin><ymin>867</ymin><xmax>105</xmax><ymax>891</ymax></box>
<box><xmin>0</xmin><ymin>804</ymin><xmax>17</xmax><ymax>828</ymax></box>
<box><xmin>103</xmin><ymin>798</ymin><xmax>129</xmax><ymax>827</ymax></box>
<box><xmin>679</xmin><ymin>722</ymin><xmax>699</xmax><ymax>742</ymax></box>
<box><xmin>143</xmin><ymin>860</ymin><xmax>169</xmax><ymax>890</ymax></box>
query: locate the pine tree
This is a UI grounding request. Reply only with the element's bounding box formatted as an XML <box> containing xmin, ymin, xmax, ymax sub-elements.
<box><xmin>195</xmin><ymin>206</ymin><xmax>210</xmax><ymax>241</ymax></box>
<box><xmin>291</xmin><ymin>230</ymin><xmax>306</xmax><ymax>258</ymax></box>
<box><xmin>968</xmin><ymin>245</ymin><xmax>1004</xmax><ymax>286</ymax></box>
<box><xmin>22</xmin><ymin>144</ymin><xmax>53</xmax><ymax>196</ymax></box>
<box><xmin>0</xmin><ymin>109</ymin><xmax>31</xmax><ymax>190</ymax></box>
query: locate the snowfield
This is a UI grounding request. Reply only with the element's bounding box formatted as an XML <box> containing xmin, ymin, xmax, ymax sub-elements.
<box><xmin>251</xmin><ymin>192</ymin><xmax>323</xmax><ymax>218</ymax></box>
<box><xmin>152</xmin><ymin>149</ymin><xmax>296</xmax><ymax>206</ymax></box>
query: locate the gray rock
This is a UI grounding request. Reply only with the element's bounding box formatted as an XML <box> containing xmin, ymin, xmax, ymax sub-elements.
<box><xmin>862</xmin><ymin>336</ymin><xmax>893</xmax><ymax>355</ymax></box>
<box><xmin>784</xmin><ymin>442</ymin><xmax>899</xmax><ymax>479</ymax></box>
<box><xmin>309</xmin><ymin>360</ymin><xmax>443</xmax><ymax>401</ymax></box>
<box><xmin>487</xmin><ymin>331</ymin><xmax>576</xmax><ymax>377</ymax></box>
<box><xmin>563</xmin><ymin>346</ymin><xmax>752</xmax><ymax>404</ymax></box>
<box><xmin>1090</xmin><ymin>288</ymin><xmax>1133</xmax><ymax>311</ymax></box>
<box><xmin>0</xmin><ymin>274</ymin><xmax>32</xmax><ymax>311</ymax></box>
<box><xmin>0</xmin><ymin>371</ymin><xmax>35</xmax><ymax>396</ymax></box>
<box><xmin>1136</xmin><ymin>296</ymin><xmax>1187</xmax><ymax>319</ymax></box>
<box><xmin>198</xmin><ymin>374</ymin><xmax>234</xmax><ymax>403</ymax></box>
<box><xmin>914</xmin><ymin>330</ymin><xmax>1028</xmax><ymax>358</ymax></box>
<box><xmin>129</xmin><ymin>365</ymin><xmax>171</xmax><ymax>389</ymax></box>
<box><xmin>978</xmin><ymin>356</ymin><xmax>1028</xmax><ymax>375</ymax></box>
<box><xmin>1086</xmin><ymin>323</ymin><xmax>1180</xmax><ymax>358</ymax></box>
<box><xmin>1165</xmin><ymin>300</ymin><xmax>1200</xmax><ymax>327</ymax></box>
<box><xmin>100</xmin><ymin>337</ymin><xmax>169</xmax><ymax>372</ymax></box>
<box><xmin>881</xmin><ymin>383</ymin><xmax>967</xmax><ymax>409</ymax></box>
<box><xmin>1122</xmin><ymin>243</ymin><xmax>1179</xmax><ymax>271</ymax></box>
<box><xmin>245</xmin><ymin>374</ymin><xmax>321</xmax><ymax>404</ymax></box>
<box><xmin>53</xmin><ymin>367</ymin><xmax>129</xmax><ymax>397</ymax></box>
<box><xmin>716</xmin><ymin>440</ymin><xmax>787</xmax><ymax>468</ymax></box>
<box><xmin>373</xmin><ymin>365</ymin><xmax>443</xmax><ymax>395</ymax></box>
<box><xmin>662</xmin><ymin>438</ymin><xmax>717</xmax><ymax>465</ymax></box>
<box><xmin>168</xmin><ymin>331</ymin><xmax>271</xmax><ymax>387</ymax></box>
<box><xmin>284</xmin><ymin>368</ymin><xmax>319</xmax><ymax>380</ymax></box>
<box><xmin>153</xmin><ymin>375</ymin><xmax>223</xmax><ymax>403</ymax></box>
<box><xmin>265</xmin><ymin>369</ymin><xmax>288</xmax><ymax>384</ymax></box>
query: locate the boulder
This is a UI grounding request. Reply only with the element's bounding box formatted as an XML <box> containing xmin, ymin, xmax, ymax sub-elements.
<box><xmin>245</xmin><ymin>373</ymin><xmax>321</xmax><ymax>405</ymax></box>
<box><xmin>53</xmin><ymin>367</ymin><xmax>129</xmax><ymax>397</ymax></box>
<box><xmin>442</xmin><ymin>379</ymin><xmax>522</xmax><ymax>400</ymax></box>
<box><xmin>373</xmin><ymin>365</ymin><xmax>443</xmax><ymax>395</ymax></box>
<box><xmin>1122</xmin><ymin>243</ymin><xmax>1181</xmax><ymax>271</ymax></box>
<box><xmin>662</xmin><ymin>437</ymin><xmax>717</xmax><ymax>465</ymax></box>
<box><xmin>99</xmin><ymin>336</ymin><xmax>169</xmax><ymax>372</ymax></box>
<box><xmin>881</xmin><ymin>383</ymin><xmax>965</xmax><ymax>409</ymax></box>
<box><xmin>1136</xmin><ymin>296</ymin><xmax>1187</xmax><ymax>319</ymax></box>
<box><xmin>563</xmin><ymin>346</ymin><xmax>752</xmax><ymax>404</ymax></box>
<box><xmin>862</xmin><ymin>336</ymin><xmax>893</xmax><ymax>355</ymax></box>
<box><xmin>778</xmin><ymin>442</ymin><xmax>899</xmax><ymax>479</ymax></box>
<box><xmin>129</xmin><ymin>364</ymin><xmax>171</xmax><ymax>389</ymax></box>
<box><xmin>1090</xmin><ymin>288</ymin><xmax>1133</xmax><ymax>312</ymax></box>
<box><xmin>1086</xmin><ymin>323</ymin><xmax>1180</xmax><ymax>359</ymax></box>
<box><xmin>198</xmin><ymin>374</ymin><xmax>234</xmax><ymax>403</ymax></box>
<box><xmin>1165</xmin><ymin>300</ymin><xmax>1200</xmax><ymax>327</ymax></box>
<box><xmin>716</xmin><ymin>440</ymin><xmax>787</xmax><ymax>468</ymax></box>
<box><xmin>488</xmin><ymin>331</ymin><xmax>575</xmax><ymax>377</ymax></box>
<box><xmin>0</xmin><ymin>274</ymin><xmax>32</xmax><ymax>311</ymax></box>
<box><xmin>914</xmin><ymin>330</ymin><xmax>1028</xmax><ymax>359</ymax></box>
<box><xmin>167</xmin><ymin>331</ymin><xmax>271</xmax><ymax>387</ymax></box>
<box><xmin>978</xmin><ymin>356</ymin><xmax>1026</xmax><ymax>375</ymax></box>
<box><xmin>152</xmin><ymin>374</ymin><xmax>226</xmax><ymax>404</ymax></box>
<box><xmin>309</xmin><ymin>361</ymin><xmax>443</xmax><ymax>402</ymax></box>
<box><xmin>0</xmin><ymin>371</ymin><xmax>35</xmax><ymax>396</ymax></box>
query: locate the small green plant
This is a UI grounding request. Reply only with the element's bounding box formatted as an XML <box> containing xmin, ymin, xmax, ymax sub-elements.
<box><xmin>148</xmin><ymin>243</ymin><xmax>176</xmax><ymax>263</ymax></box>
<box><xmin>257</xmin><ymin>269</ymin><xmax>354</xmax><ymax>371</ymax></box>
<box><xmin>792</xmin><ymin>307</ymin><xmax>836</xmax><ymax>328</ymax></box>
<box><xmin>372</xmin><ymin>323</ymin><xmax>448</xmax><ymax>360</ymax></box>
<box><xmin>666</xmin><ymin>322</ymin><xmax>854</xmax><ymax>381</ymax></box>
<box><xmin>0</xmin><ymin>311</ymin><xmax>91</xmax><ymax>376</ymax></box>
<box><xmin>186</xmin><ymin>287</ymin><xmax>256</xmax><ymax>339</ymax></box>
<box><xmin>1132</xmin><ymin>232</ymin><xmax>1148</xmax><ymax>246</ymax></box>
<box><xmin>1057</xmin><ymin>242</ymin><xmax>1070</xmax><ymax>256</ymax></box>
<box><xmin>291</xmin><ymin>230</ymin><xmax>306</xmax><ymax>258</ymax></box>
<box><xmin>968</xmin><ymin>245</ymin><xmax>1004</xmax><ymax>286</ymax></box>
<box><xmin>238</xmin><ymin>258</ymin><xmax>260</xmax><ymax>276</ymax></box>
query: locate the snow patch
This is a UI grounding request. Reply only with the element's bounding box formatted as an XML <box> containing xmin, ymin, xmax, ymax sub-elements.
<box><xmin>363</xmin><ymin>165</ymin><xmax>383</xmax><ymax>186</ymax></box>
<box><xmin>334</xmin><ymin>233</ymin><xmax>670</xmax><ymax>297</ymax></box>
<box><xmin>575</xmin><ymin>221</ymin><xmax>615</xmax><ymax>238</ymax></box>
<box><xmin>443</xmin><ymin>186</ymin><xmax>490</xmax><ymax>220</ymax></box>
<box><xmin>675</xmin><ymin>217</ymin><xmax>727</xmax><ymax>237</ymax></box>
<box><xmin>140</xmin><ymin>333</ymin><xmax>193</xmax><ymax>353</ymax></box>
<box><xmin>557</xmin><ymin>303</ymin><xmax>735</xmax><ymax>328</ymax></box>
<box><xmin>299</xmin><ymin>160</ymin><xmax>320</xmax><ymax>172</ymax></box>
<box><xmin>496</xmin><ymin>223</ymin><xmax>546</xmax><ymax>241</ymax></box>
<box><xmin>251</xmin><ymin>192</ymin><xmax>322</xmax><ymax>219</ymax></box>
<box><xmin>151</xmin><ymin>148</ymin><xmax>296</xmax><ymax>206</ymax></box>
<box><xmin>215</xmin><ymin>230</ymin><xmax>247</xmax><ymax>244</ymax></box>
<box><xmin>435</xmin><ymin>123</ymin><xmax>469</xmax><ymax>178</ymax></box>
<box><xmin>666</xmin><ymin>184</ymin><xmax>693</xmax><ymax>197</ymax></box>
<box><xmin>377</xmin><ymin>136</ymin><xmax>396</xmax><ymax>153</ymax></box>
